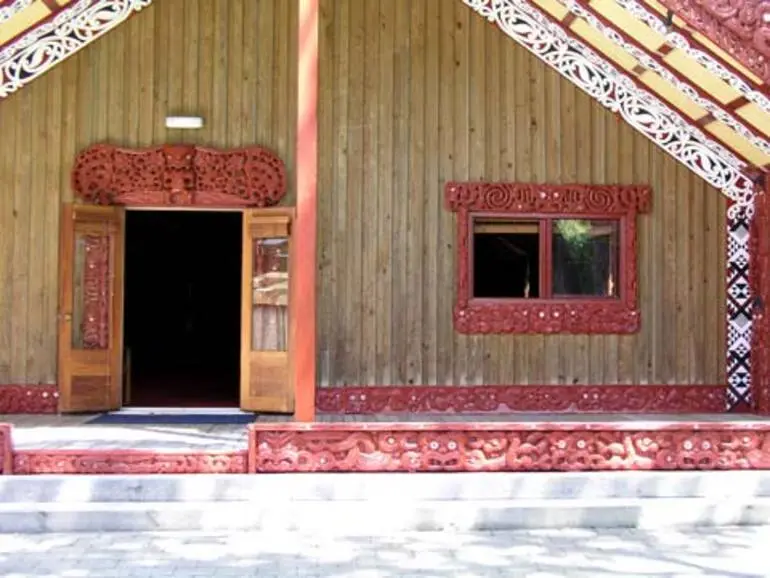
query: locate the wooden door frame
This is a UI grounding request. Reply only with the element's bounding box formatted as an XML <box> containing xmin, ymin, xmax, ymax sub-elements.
<box><xmin>68</xmin><ymin>143</ymin><xmax>314</xmax><ymax>417</ymax></box>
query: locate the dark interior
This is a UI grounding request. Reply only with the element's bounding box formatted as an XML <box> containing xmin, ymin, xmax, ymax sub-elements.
<box><xmin>123</xmin><ymin>210</ymin><xmax>242</xmax><ymax>407</ymax></box>
<box><xmin>473</xmin><ymin>232</ymin><xmax>540</xmax><ymax>298</ymax></box>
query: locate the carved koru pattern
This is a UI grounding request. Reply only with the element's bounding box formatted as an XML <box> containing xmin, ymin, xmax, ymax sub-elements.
<box><xmin>315</xmin><ymin>385</ymin><xmax>727</xmax><ymax>414</ymax></box>
<box><xmin>249</xmin><ymin>425</ymin><xmax>770</xmax><ymax>473</ymax></box>
<box><xmin>445</xmin><ymin>182</ymin><xmax>651</xmax><ymax>334</ymax></box>
<box><xmin>81</xmin><ymin>235</ymin><xmax>110</xmax><ymax>349</ymax></box>
<box><xmin>656</xmin><ymin>0</ymin><xmax>770</xmax><ymax>85</ymax></box>
<box><xmin>0</xmin><ymin>424</ymin><xmax>11</xmax><ymax>475</ymax></box>
<box><xmin>1</xmin><ymin>0</ymin><xmax>153</xmax><ymax>99</ymax></box>
<box><xmin>72</xmin><ymin>144</ymin><xmax>287</xmax><ymax>208</ymax></box>
<box><xmin>0</xmin><ymin>385</ymin><xmax>58</xmax><ymax>413</ymax></box>
<box><xmin>12</xmin><ymin>450</ymin><xmax>248</xmax><ymax>475</ymax></box>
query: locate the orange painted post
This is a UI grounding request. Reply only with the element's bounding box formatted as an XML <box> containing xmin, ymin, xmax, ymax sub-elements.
<box><xmin>291</xmin><ymin>0</ymin><xmax>319</xmax><ymax>422</ymax></box>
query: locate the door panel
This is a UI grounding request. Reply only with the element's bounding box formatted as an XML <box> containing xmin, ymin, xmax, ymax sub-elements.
<box><xmin>240</xmin><ymin>209</ymin><xmax>294</xmax><ymax>412</ymax></box>
<box><xmin>58</xmin><ymin>204</ymin><xmax>125</xmax><ymax>412</ymax></box>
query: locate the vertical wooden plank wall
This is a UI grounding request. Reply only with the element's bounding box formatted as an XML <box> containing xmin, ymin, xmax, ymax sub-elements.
<box><xmin>316</xmin><ymin>0</ymin><xmax>727</xmax><ymax>387</ymax></box>
<box><xmin>0</xmin><ymin>0</ymin><xmax>297</xmax><ymax>386</ymax></box>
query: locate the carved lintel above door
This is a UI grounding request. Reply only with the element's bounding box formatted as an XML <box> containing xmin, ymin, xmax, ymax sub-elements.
<box><xmin>72</xmin><ymin>144</ymin><xmax>288</xmax><ymax>208</ymax></box>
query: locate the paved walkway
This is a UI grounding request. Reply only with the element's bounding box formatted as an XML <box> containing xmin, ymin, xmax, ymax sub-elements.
<box><xmin>0</xmin><ymin>527</ymin><xmax>768</xmax><ymax>577</ymax></box>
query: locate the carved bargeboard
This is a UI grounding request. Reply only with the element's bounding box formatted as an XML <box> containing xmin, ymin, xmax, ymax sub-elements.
<box><xmin>72</xmin><ymin>144</ymin><xmax>287</xmax><ymax>208</ymax></box>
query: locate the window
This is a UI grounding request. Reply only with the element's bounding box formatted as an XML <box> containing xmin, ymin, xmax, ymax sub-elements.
<box><xmin>472</xmin><ymin>217</ymin><xmax>619</xmax><ymax>300</ymax></box>
<box><xmin>445</xmin><ymin>182</ymin><xmax>651</xmax><ymax>334</ymax></box>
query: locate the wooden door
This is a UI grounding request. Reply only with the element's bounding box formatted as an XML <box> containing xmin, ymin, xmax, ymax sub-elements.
<box><xmin>58</xmin><ymin>204</ymin><xmax>125</xmax><ymax>412</ymax></box>
<box><xmin>240</xmin><ymin>208</ymin><xmax>295</xmax><ymax>412</ymax></box>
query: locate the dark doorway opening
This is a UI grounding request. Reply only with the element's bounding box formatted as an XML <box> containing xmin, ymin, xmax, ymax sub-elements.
<box><xmin>123</xmin><ymin>210</ymin><xmax>242</xmax><ymax>407</ymax></box>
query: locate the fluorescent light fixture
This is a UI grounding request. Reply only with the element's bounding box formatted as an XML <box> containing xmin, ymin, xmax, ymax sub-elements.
<box><xmin>165</xmin><ymin>116</ymin><xmax>204</xmax><ymax>129</ymax></box>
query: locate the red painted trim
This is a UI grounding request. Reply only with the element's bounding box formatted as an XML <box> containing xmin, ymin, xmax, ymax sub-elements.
<box><xmin>315</xmin><ymin>385</ymin><xmax>727</xmax><ymax>414</ymax></box>
<box><xmin>71</xmin><ymin>144</ymin><xmax>288</xmax><ymax>208</ymax></box>
<box><xmin>248</xmin><ymin>422</ymin><xmax>770</xmax><ymax>472</ymax></box>
<box><xmin>0</xmin><ymin>424</ymin><xmax>11</xmax><ymax>475</ymax></box>
<box><xmin>292</xmin><ymin>0</ymin><xmax>319</xmax><ymax>422</ymax></box>
<box><xmin>12</xmin><ymin>450</ymin><xmax>248</xmax><ymax>475</ymax></box>
<box><xmin>0</xmin><ymin>383</ymin><xmax>727</xmax><ymax>415</ymax></box>
<box><xmin>0</xmin><ymin>385</ymin><xmax>58</xmax><ymax>414</ymax></box>
<box><xmin>446</xmin><ymin>182</ymin><xmax>651</xmax><ymax>334</ymax></box>
<box><xmin>752</xmin><ymin>183</ymin><xmax>770</xmax><ymax>414</ymax></box>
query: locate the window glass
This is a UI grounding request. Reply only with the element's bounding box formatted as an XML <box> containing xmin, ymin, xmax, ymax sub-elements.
<box><xmin>251</xmin><ymin>237</ymin><xmax>289</xmax><ymax>351</ymax></box>
<box><xmin>473</xmin><ymin>220</ymin><xmax>540</xmax><ymax>298</ymax></box>
<box><xmin>551</xmin><ymin>219</ymin><xmax>619</xmax><ymax>298</ymax></box>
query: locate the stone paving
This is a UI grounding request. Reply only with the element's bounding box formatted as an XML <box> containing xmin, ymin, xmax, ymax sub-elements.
<box><xmin>0</xmin><ymin>526</ymin><xmax>768</xmax><ymax>577</ymax></box>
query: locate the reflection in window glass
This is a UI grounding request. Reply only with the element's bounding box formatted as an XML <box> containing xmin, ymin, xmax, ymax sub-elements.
<box><xmin>552</xmin><ymin>219</ymin><xmax>619</xmax><ymax>298</ymax></box>
<box><xmin>252</xmin><ymin>238</ymin><xmax>289</xmax><ymax>351</ymax></box>
<box><xmin>473</xmin><ymin>220</ymin><xmax>540</xmax><ymax>298</ymax></box>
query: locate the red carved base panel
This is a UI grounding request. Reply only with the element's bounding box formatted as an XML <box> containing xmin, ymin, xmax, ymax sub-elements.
<box><xmin>12</xmin><ymin>450</ymin><xmax>248</xmax><ymax>475</ymax></box>
<box><xmin>0</xmin><ymin>385</ymin><xmax>58</xmax><ymax>414</ymax></box>
<box><xmin>0</xmin><ymin>424</ymin><xmax>11</xmax><ymax>475</ymax></box>
<box><xmin>316</xmin><ymin>385</ymin><xmax>727</xmax><ymax>414</ymax></box>
<box><xmin>249</xmin><ymin>423</ymin><xmax>770</xmax><ymax>473</ymax></box>
<box><xmin>455</xmin><ymin>302</ymin><xmax>640</xmax><ymax>334</ymax></box>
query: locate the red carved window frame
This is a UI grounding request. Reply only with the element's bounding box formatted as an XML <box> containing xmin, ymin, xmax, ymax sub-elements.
<box><xmin>445</xmin><ymin>182</ymin><xmax>652</xmax><ymax>334</ymax></box>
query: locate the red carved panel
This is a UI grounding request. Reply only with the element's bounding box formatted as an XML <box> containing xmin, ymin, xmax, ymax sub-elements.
<box><xmin>12</xmin><ymin>450</ymin><xmax>248</xmax><ymax>475</ymax></box>
<box><xmin>81</xmin><ymin>235</ymin><xmax>110</xmax><ymax>349</ymax></box>
<box><xmin>0</xmin><ymin>424</ymin><xmax>11</xmax><ymax>475</ymax></box>
<box><xmin>0</xmin><ymin>385</ymin><xmax>58</xmax><ymax>413</ymax></box>
<box><xmin>657</xmin><ymin>0</ymin><xmax>770</xmax><ymax>85</ymax></box>
<box><xmin>315</xmin><ymin>385</ymin><xmax>726</xmax><ymax>414</ymax></box>
<box><xmin>72</xmin><ymin>144</ymin><xmax>287</xmax><ymax>208</ymax></box>
<box><xmin>249</xmin><ymin>422</ymin><xmax>770</xmax><ymax>473</ymax></box>
<box><xmin>445</xmin><ymin>182</ymin><xmax>652</xmax><ymax>334</ymax></box>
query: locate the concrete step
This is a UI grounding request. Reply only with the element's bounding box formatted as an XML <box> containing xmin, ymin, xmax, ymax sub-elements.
<box><xmin>2</xmin><ymin>497</ymin><xmax>770</xmax><ymax>533</ymax></box>
<box><xmin>2</xmin><ymin>471</ymin><xmax>770</xmax><ymax>503</ymax></box>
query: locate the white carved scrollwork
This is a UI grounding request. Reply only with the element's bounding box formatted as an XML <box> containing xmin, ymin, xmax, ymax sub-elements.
<box><xmin>614</xmin><ymin>0</ymin><xmax>770</xmax><ymax>117</ymax></box>
<box><xmin>557</xmin><ymin>0</ymin><xmax>770</xmax><ymax>157</ymax></box>
<box><xmin>0</xmin><ymin>0</ymin><xmax>153</xmax><ymax>99</ymax></box>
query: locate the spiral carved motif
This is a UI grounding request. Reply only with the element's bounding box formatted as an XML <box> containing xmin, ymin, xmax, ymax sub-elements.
<box><xmin>72</xmin><ymin>144</ymin><xmax>287</xmax><ymax>208</ymax></box>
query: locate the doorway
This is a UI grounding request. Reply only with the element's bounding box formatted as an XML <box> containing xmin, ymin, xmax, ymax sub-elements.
<box><xmin>123</xmin><ymin>210</ymin><xmax>242</xmax><ymax>407</ymax></box>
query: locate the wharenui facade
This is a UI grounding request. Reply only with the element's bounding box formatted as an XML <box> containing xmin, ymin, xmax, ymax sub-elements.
<box><xmin>0</xmin><ymin>0</ymin><xmax>769</xmax><ymax>475</ymax></box>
